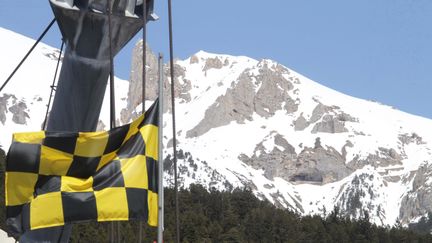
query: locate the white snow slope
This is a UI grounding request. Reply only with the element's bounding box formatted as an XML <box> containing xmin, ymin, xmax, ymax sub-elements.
<box><xmin>0</xmin><ymin>27</ymin><xmax>129</xmax><ymax>149</ymax></box>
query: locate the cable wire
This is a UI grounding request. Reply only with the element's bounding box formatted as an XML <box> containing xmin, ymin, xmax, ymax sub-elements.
<box><xmin>139</xmin><ymin>1</ymin><xmax>148</xmax><ymax>242</ymax></box>
<box><xmin>142</xmin><ymin>0</ymin><xmax>148</xmax><ymax>115</ymax></box>
<box><xmin>167</xmin><ymin>0</ymin><xmax>180</xmax><ymax>242</ymax></box>
<box><xmin>0</xmin><ymin>19</ymin><xmax>56</xmax><ymax>93</ymax></box>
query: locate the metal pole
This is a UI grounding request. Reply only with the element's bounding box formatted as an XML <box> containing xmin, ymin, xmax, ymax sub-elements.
<box><xmin>107</xmin><ymin>1</ymin><xmax>117</xmax><ymax>242</ymax></box>
<box><xmin>43</xmin><ymin>40</ymin><xmax>64</xmax><ymax>130</ymax></box>
<box><xmin>0</xmin><ymin>19</ymin><xmax>56</xmax><ymax>93</ymax></box>
<box><xmin>139</xmin><ymin>2</ymin><xmax>148</xmax><ymax>240</ymax></box>
<box><xmin>157</xmin><ymin>53</ymin><xmax>164</xmax><ymax>243</ymax></box>
<box><xmin>167</xmin><ymin>0</ymin><xmax>180</xmax><ymax>242</ymax></box>
<box><xmin>142</xmin><ymin>0</ymin><xmax>148</xmax><ymax>114</ymax></box>
<box><xmin>108</xmin><ymin>0</ymin><xmax>116</xmax><ymax>130</ymax></box>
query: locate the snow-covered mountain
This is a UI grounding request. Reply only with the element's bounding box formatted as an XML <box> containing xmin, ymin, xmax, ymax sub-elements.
<box><xmin>0</xmin><ymin>27</ymin><xmax>129</xmax><ymax>149</ymax></box>
<box><xmin>2</xmin><ymin>27</ymin><xmax>432</xmax><ymax>227</ymax></box>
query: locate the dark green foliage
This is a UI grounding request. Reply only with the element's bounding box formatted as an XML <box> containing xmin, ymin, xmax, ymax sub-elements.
<box><xmin>409</xmin><ymin>212</ymin><xmax>432</xmax><ymax>235</ymax></box>
<box><xmin>1</xmin><ymin>165</ymin><xmax>432</xmax><ymax>243</ymax></box>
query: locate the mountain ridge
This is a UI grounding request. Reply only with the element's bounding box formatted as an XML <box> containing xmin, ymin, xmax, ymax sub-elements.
<box><xmin>126</xmin><ymin>40</ymin><xmax>432</xmax><ymax>226</ymax></box>
<box><xmin>1</xmin><ymin>27</ymin><xmax>432</xmax><ymax>227</ymax></box>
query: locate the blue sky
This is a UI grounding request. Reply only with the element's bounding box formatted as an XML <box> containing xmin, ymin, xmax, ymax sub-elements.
<box><xmin>1</xmin><ymin>1</ymin><xmax>431</xmax><ymax>119</ymax></box>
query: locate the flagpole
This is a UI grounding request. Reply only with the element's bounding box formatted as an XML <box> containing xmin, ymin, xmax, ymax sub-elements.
<box><xmin>139</xmin><ymin>1</ymin><xmax>148</xmax><ymax>241</ymax></box>
<box><xmin>157</xmin><ymin>53</ymin><xmax>164</xmax><ymax>243</ymax></box>
<box><xmin>107</xmin><ymin>1</ymin><xmax>117</xmax><ymax>241</ymax></box>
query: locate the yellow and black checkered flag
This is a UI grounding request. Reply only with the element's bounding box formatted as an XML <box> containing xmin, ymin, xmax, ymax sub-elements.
<box><xmin>5</xmin><ymin>100</ymin><xmax>159</xmax><ymax>236</ymax></box>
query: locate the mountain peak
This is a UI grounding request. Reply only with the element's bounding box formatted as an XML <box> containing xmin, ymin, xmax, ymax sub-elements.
<box><xmin>2</xmin><ymin>27</ymin><xmax>432</xmax><ymax>227</ymax></box>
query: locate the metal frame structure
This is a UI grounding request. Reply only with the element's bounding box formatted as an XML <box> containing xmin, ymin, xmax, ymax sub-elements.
<box><xmin>50</xmin><ymin>0</ymin><xmax>158</xmax><ymax>20</ymax></box>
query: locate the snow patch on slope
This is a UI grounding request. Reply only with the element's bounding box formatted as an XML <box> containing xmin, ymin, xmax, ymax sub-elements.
<box><xmin>0</xmin><ymin>27</ymin><xmax>129</xmax><ymax>149</ymax></box>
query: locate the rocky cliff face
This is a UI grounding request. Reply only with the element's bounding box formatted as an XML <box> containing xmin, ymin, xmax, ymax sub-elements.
<box><xmin>121</xmin><ymin>42</ymin><xmax>432</xmax><ymax>227</ymax></box>
<box><xmin>122</xmin><ymin>41</ymin><xmax>191</xmax><ymax>124</ymax></box>
<box><xmin>400</xmin><ymin>163</ymin><xmax>432</xmax><ymax>224</ymax></box>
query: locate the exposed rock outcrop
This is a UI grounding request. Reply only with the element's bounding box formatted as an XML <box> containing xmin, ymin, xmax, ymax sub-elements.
<box><xmin>399</xmin><ymin>133</ymin><xmax>426</xmax><ymax>145</ymax></box>
<box><xmin>240</xmin><ymin>134</ymin><xmax>352</xmax><ymax>184</ymax></box>
<box><xmin>4</xmin><ymin>96</ymin><xmax>29</xmax><ymax>125</ymax></box>
<box><xmin>399</xmin><ymin>163</ymin><xmax>432</xmax><ymax>224</ymax></box>
<box><xmin>122</xmin><ymin>41</ymin><xmax>191</xmax><ymax>124</ymax></box>
<box><xmin>311</xmin><ymin>114</ymin><xmax>349</xmax><ymax>133</ymax></box>
<box><xmin>310</xmin><ymin>103</ymin><xmax>333</xmax><ymax>124</ymax></box>
<box><xmin>239</xmin><ymin>132</ymin><xmax>297</xmax><ymax>180</ymax></box>
<box><xmin>186</xmin><ymin>71</ymin><xmax>256</xmax><ymax>138</ymax></box>
<box><xmin>294</xmin><ymin>103</ymin><xmax>357</xmax><ymax>133</ymax></box>
<box><xmin>294</xmin><ymin>114</ymin><xmax>309</xmax><ymax>131</ymax></box>
<box><xmin>128</xmin><ymin>41</ymin><xmax>159</xmax><ymax>105</ymax></box>
<box><xmin>254</xmin><ymin>61</ymin><xmax>297</xmax><ymax>117</ymax></box>
<box><xmin>0</xmin><ymin>94</ymin><xmax>11</xmax><ymax>125</ymax></box>
<box><xmin>348</xmin><ymin>147</ymin><xmax>403</xmax><ymax>169</ymax></box>
<box><xmin>187</xmin><ymin>60</ymin><xmax>297</xmax><ymax>138</ymax></box>
<box><xmin>293</xmin><ymin>140</ymin><xmax>352</xmax><ymax>184</ymax></box>
<box><xmin>189</xmin><ymin>54</ymin><xmax>199</xmax><ymax>64</ymax></box>
<box><xmin>9</xmin><ymin>101</ymin><xmax>29</xmax><ymax>125</ymax></box>
<box><xmin>203</xmin><ymin>57</ymin><xmax>223</xmax><ymax>72</ymax></box>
